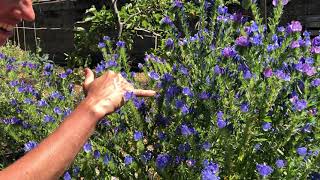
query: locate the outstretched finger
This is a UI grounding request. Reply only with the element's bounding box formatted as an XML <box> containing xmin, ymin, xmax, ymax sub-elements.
<box><xmin>132</xmin><ymin>89</ymin><xmax>157</xmax><ymax>97</ymax></box>
<box><xmin>83</xmin><ymin>68</ymin><xmax>95</xmax><ymax>95</ymax></box>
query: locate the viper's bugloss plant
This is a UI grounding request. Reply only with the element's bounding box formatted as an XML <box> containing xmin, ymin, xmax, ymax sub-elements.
<box><xmin>1</xmin><ymin>0</ymin><xmax>320</xmax><ymax>179</ymax></box>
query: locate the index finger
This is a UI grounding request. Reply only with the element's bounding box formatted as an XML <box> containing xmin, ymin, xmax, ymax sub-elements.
<box><xmin>132</xmin><ymin>89</ymin><xmax>156</xmax><ymax>97</ymax></box>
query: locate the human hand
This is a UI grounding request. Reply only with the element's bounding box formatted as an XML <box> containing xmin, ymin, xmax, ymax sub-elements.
<box><xmin>82</xmin><ymin>68</ymin><xmax>156</xmax><ymax>119</ymax></box>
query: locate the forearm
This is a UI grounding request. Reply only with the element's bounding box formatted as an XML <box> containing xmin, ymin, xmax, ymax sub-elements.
<box><xmin>0</xmin><ymin>98</ymin><xmax>102</xmax><ymax>179</ymax></box>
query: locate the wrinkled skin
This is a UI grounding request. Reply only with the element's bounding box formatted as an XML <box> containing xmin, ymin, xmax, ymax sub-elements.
<box><xmin>83</xmin><ymin>68</ymin><xmax>156</xmax><ymax>118</ymax></box>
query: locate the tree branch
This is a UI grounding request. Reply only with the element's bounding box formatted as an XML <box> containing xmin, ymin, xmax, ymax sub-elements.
<box><xmin>112</xmin><ymin>0</ymin><xmax>123</xmax><ymax>38</ymax></box>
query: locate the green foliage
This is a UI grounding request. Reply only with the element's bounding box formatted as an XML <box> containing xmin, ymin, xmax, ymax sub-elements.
<box><xmin>70</xmin><ymin>0</ymin><xmax>208</xmax><ymax>68</ymax></box>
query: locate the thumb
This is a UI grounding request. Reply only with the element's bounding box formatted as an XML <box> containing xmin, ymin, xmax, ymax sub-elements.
<box><xmin>83</xmin><ymin>68</ymin><xmax>95</xmax><ymax>90</ymax></box>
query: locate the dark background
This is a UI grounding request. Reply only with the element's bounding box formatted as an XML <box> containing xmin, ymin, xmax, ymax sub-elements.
<box><xmin>10</xmin><ymin>0</ymin><xmax>320</xmax><ymax>65</ymax></box>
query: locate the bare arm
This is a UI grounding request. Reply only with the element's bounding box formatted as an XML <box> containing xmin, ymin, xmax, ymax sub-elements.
<box><xmin>0</xmin><ymin>69</ymin><xmax>155</xmax><ymax>180</ymax></box>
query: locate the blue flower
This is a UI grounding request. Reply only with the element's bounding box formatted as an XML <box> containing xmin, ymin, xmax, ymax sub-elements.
<box><xmin>63</xmin><ymin>171</ymin><xmax>71</xmax><ymax>180</ymax></box>
<box><xmin>50</xmin><ymin>91</ymin><xmax>64</xmax><ymax>100</ymax></box>
<box><xmin>275</xmin><ymin>159</ymin><xmax>286</xmax><ymax>168</ymax></box>
<box><xmin>221</xmin><ymin>46</ymin><xmax>236</xmax><ymax>58</ymax></box>
<box><xmin>64</xmin><ymin>109</ymin><xmax>72</xmax><ymax>117</ymax></box>
<box><xmin>107</xmin><ymin>60</ymin><xmax>118</xmax><ymax>68</ymax></box>
<box><xmin>267</xmin><ymin>44</ymin><xmax>276</xmax><ymax>52</ymax></box>
<box><xmin>217</xmin><ymin>6</ymin><xmax>228</xmax><ymax>15</ymax></box>
<box><xmin>302</xmin><ymin>123</ymin><xmax>313</xmax><ymax>133</ymax></box>
<box><xmin>9</xmin><ymin>80</ymin><xmax>19</xmax><ymax>87</ymax></box>
<box><xmin>165</xmin><ymin>38</ymin><xmax>174</xmax><ymax>48</ymax></box>
<box><xmin>263</xmin><ymin>68</ymin><xmax>273</xmax><ymax>78</ymax></box>
<box><xmin>163</xmin><ymin>73</ymin><xmax>173</xmax><ymax>82</ymax></box>
<box><xmin>250</xmin><ymin>34</ymin><xmax>263</xmax><ymax>45</ymax></box>
<box><xmin>138</xmin><ymin>63</ymin><xmax>143</xmax><ymax>69</ymax></box>
<box><xmin>199</xmin><ymin>91</ymin><xmax>210</xmax><ymax>100</ymax></box>
<box><xmin>235</xmin><ymin>36</ymin><xmax>250</xmax><ymax>46</ymax></box>
<box><xmin>44</xmin><ymin>115</ymin><xmax>55</xmax><ymax>123</ymax></box>
<box><xmin>124</xmin><ymin>155</ymin><xmax>133</xmax><ymax>165</ymax></box>
<box><xmin>158</xmin><ymin>132</ymin><xmax>166</xmax><ymax>140</ymax></box>
<box><xmin>38</xmin><ymin>99</ymin><xmax>48</xmax><ymax>107</ymax></box>
<box><xmin>288</xmin><ymin>21</ymin><xmax>302</xmax><ymax>33</ymax></box>
<box><xmin>54</xmin><ymin>107</ymin><xmax>63</xmax><ymax>115</ymax></box>
<box><xmin>179</xmin><ymin>65</ymin><xmax>189</xmax><ymax>75</ymax></box>
<box><xmin>148</xmin><ymin>71</ymin><xmax>160</xmax><ymax>80</ymax></box>
<box><xmin>243</xmin><ymin>70</ymin><xmax>252</xmax><ymax>79</ymax></box>
<box><xmin>124</xmin><ymin>91</ymin><xmax>135</xmax><ymax>101</ymax></box>
<box><xmin>178</xmin><ymin>143</ymin><xmax>188</xmax><ymax>152</ymax></box>
<box><xmin>311</xmin><ymin>79</ymin><xmax>320</xmax><ymax>87</ymax></box>
<box><xmin>204</xmin><ymin>1</ymin><xmax>213</xmax><ymax>9</ymax></box>
<box><xmin>98</xmin><ymin>42</ymin><xmax>105</xmax><ymax>48</ymax></box>
<box><xmin>134</xmin><ymin>131</ymin><xmax>143</xmax><ymax>141</ymax></box>
<box><xmin>275</xmin><ymin>70</ymin><xmax>291</xmax><ymax>81</ymax></box>
<box><xmin>312</xmin><ymin>36</ymin><xmax>320</xmax><ymax>46</ymax></box>
<box><xmin>161</xmin><ymin>16</ymin><xmax>174</xmax><ymax>26</ymax></box>
<box><xmin>256</xmin><ymin>164</ymin><xmax>273</xmax><ymax>177</ymax></box>
<box><xmin>181</xmin><ymin>124</ymin><xmax>193</xmax><ymax>136</ymax></box>
<box><xmin>254</xmin><ymin>143</ymin><xmax>262</xmax><ymax>151</ymax></box>
<box><xmin>133</xmin><ymin>98</ymin><xmax>145</xmax><ymax>109</ymax></box>
<box><xmin>293</xmin><ymin>99</ymin><xmax>307</xmax><ymax>111</ymax></box>
<box><xmin>272</xmin><ymin>34</ymin><xmax>278</xmax><ymax>42</ymax></box>
<box><xmin>240</xmin><ymin>102</ymin><xmax>249</xmax><ymax>112</ymax></box>
<box><xmin>83</xmin><ymin>142</ymin><xmax>92</xmax><ymax>153</ymax></box>
<box><xmin>59</xmin><ymin>73</ymin><xmax>68</xmax><ymax>79</ymax></box>
<box><xmin>217</xmin><ymin>111</ymin><xmax>223</xmax><ymax>119</ymax></box>
<box><xmin>297</xmin><ymin>147</ymin><xmax>307</xmax><ymax>156</ymax></box>
<box><xmin>310</xmin><ymin>172</ymin><xmax>320</xmax><ymax>180</ymax></box>
<box><xmin>202</xmin><ymin>142</ymin><xmax>212</xmax><ymax>151</ymax></box>
<box><xmin>156</xmin><ymin>153</ymin><xmax>170</xmax><ymax>169</ymax></box>
<box><xmin>214</xmin><ymin>65</ymin><xmax>222</xmax><ymax>75</ymax></box>
<box><xmin>311</xmin><ymin>46</ymin><xmax>320</xmax><ymax>54</ymax></box>
<box><xmin>103</xmin><ymin>36</ymin><xmax>110</xmax><ymax>41</ymax></box>
<box><xmin>103</xmin><ymin>154</ymin><xmax>111</xmax><ymax>164</ymax></box>
<box><xmin>186</xmin><ymin>159</ymin><xmax>196</xmax><ymax>167</ymax></box>
<box><xmin>24</xmin><ymin>98</ymin><xmax>33</xmax><ymax>104</ymax></box>
<box><xmin>24</xmin><ymin>141</ymin><xmax>38</xmax><ymax>152</ymax></box>
<box><xmin>182</xmin><ymin>87</ymin><xmax>193</xmax><ymax>97</ymax></box>
<box><xmin>6</xmin><ymin>64</ymin><xmax>16</xmax><ymax>71</ymax></box>
<box><xmin>217</xmin><ymin>119</ymin><xmax>226</xmax><ymax>129</ymax></box>
<box><xmin>272</xmin><ymin>0</ymin><xmax>288</xmax><ymax>6</ymax></box>
<box><xmin>251</xmin><ymin>22</ymin><xmax>259</xmax><ymax>32</ymax></box>
<box><xmin>116</xmin><ymin>41</ymin><xmax>125</xmax><ymax>47</ymax></box>
<box><xmin>0</xmin><ymin>53</ymin><xmax>5</xmax><ymax>59</ymax></box>
<box><xmin>141</xmin><ymin>151</ymin><xmax>152</xmax><ymax>163</ymax></box>
<box><xmin>73</xmin><ymin>166</ymin><xmax>80</xmax><ymax>176</ymax></box>
<box><xmin>166</xmin><ymin>85</ymin><xmax>179</xmax><ymax>99</ymax></box>
<box><xmin>93</xmin><ymin>150</ymin><xmax>101</xmax><ymax>159</ymax></box>
<box><xmin>202</xmin><ymin>171</ymin><xmax>220</xmax><ymax>180</ymax></box>
<box><xmin>173</xmin><ymin>0</ymin><xmax>183</xmax><ymax>8</ymax></box>
<box><xmin>262</xmin><ymin>122</ymin><xmax>272</xmax><ymax>131</ymax></box>
<box><xmin>201</xmin><ymin>160</ymin><xmax>219</xmax><ymax>180</ymax></box>
<box><xmin>10</xmin><ymin>99</ymin><xmax>17</xmax><ymax>106</ymax></box>
<box><xmin>179</xmin><ymin>38</ymin><xmax>188</xmax><ymax>46</ymax></box>
<box><xmin>44</xmin><ymin>63</ymin><xmax>53</xmax><ymax>76</ymax></box>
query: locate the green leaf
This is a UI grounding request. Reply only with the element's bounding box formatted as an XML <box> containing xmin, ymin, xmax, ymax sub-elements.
<box><xmin>254</xmin><ymin>138</ymin><xmax>268</xmax><ymax>142</ymax></box>
<box><xmin>263</xmin><ymin>116</ymin><xmax>272</xmax><ymax>123</ymax></box>
<box><xmin>241</xmin><ymin>0</ymin><xmax>252</xmax><ymax>10</ymax></box>
<box><xmin>141</xmin><ymin>20</ymin><xmax>149</xmax><ymax>28</ymax></box>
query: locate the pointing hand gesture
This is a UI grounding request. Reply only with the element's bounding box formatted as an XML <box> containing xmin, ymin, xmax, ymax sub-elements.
<box><xmin>82</xmin><ymin>68</ymin><xmax>156</xmax><ymax>119</ymax></box>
